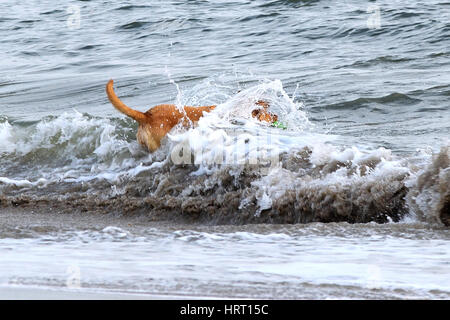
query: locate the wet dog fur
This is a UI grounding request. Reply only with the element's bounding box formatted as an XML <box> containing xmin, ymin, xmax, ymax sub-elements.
<box><xmin>106</xmin><ymin>79</ymin><xmax>278</xmax><ymax>152</ymax></box>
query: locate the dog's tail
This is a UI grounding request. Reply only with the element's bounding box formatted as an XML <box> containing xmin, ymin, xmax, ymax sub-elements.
<box><xmin>106</xmin><ymin>80</ymin><xmax>148</xmax><ymax>123</ymax></box>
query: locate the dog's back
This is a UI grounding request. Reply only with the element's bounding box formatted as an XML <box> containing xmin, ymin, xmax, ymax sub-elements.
<box><xmin>106</xmin><ymin>79</ymin><xmax>276</xmax><ymax>152</ymax></box>
<box><xmin>106</xmin><ymin>79</ymin><xmax>216</xmax><ymax>152</ymax></box>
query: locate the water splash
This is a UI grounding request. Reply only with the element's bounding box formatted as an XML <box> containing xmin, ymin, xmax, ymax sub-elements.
<box><xmin>0</xmin><ymin>78</ymin><xmax>448</xmax><ymax>226</ymax></box>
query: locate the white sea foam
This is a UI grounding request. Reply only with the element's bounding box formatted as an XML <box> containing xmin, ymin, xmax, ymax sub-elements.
<box><xmin>0</xmin><ymin>177</ymin><xmax>47</xmax><ymax>188</ymax></box>
<box><xmin>167</xmin><ymin>79</ymin><xmax>334</xmax><ymax>174</ymax></box>
<box><xmin>0</xmin><ymin>80</ymin><xmax>337</xmax><ymax>185</ymax></box>
<box><xmin>0</xmin><ymin>120</ymin><xmax>15</xmax><ymax>153</ymax></box>
<box><xmin>0</xmin><ymin>79</ymin><xmax>447</xmax><ymax>225</ymax></box>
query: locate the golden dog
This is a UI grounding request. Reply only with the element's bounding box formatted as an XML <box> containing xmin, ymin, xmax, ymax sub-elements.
<box><xmin>106</xmin><ymin>79</ymin><xmax>278</xmax><ymax>152</ymax></box>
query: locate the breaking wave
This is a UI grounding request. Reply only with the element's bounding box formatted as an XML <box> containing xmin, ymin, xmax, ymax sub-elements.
<box><xmin>0</xmin><ymin>79</ymin><xmax>448</xmax><ymax>226</ymax></box>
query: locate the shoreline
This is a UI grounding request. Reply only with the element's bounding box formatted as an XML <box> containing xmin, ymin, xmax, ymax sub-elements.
<box><xmin>0</xmin><ymin>284</ymin><xmax>213</xmax><ymax>300</ymax></box>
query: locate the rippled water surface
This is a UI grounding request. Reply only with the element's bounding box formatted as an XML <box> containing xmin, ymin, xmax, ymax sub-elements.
<box><xmin>1</xmin><ymin>210</ymin><xmax>449</xmax><ymax>299</ymax></box>
<box><xmin>0</xmin><ymin>0</ymin><xmax>449</xmax><ymax>298</ymax></box>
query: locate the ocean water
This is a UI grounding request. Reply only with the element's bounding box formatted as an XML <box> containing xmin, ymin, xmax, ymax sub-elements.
<box><xmin>0</xmin><ymin>0</ymin><xmax>449</xmax><ymax>299</ymax></box>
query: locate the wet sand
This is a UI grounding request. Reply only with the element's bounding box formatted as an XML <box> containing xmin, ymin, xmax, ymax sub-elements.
<box><xmin>1</xmin><ymin>207</ymin><xmax>449</xmax><ymax>300</ymax></box>
<box><xmin>0</xmin><ymin>285</ymin><xmax>167</xmax><ymax>300</ymax></box>
<box><xmin>0</xmin><ymin>207</ymin><xmax>186</xmax><ymax>233</ymax></box>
